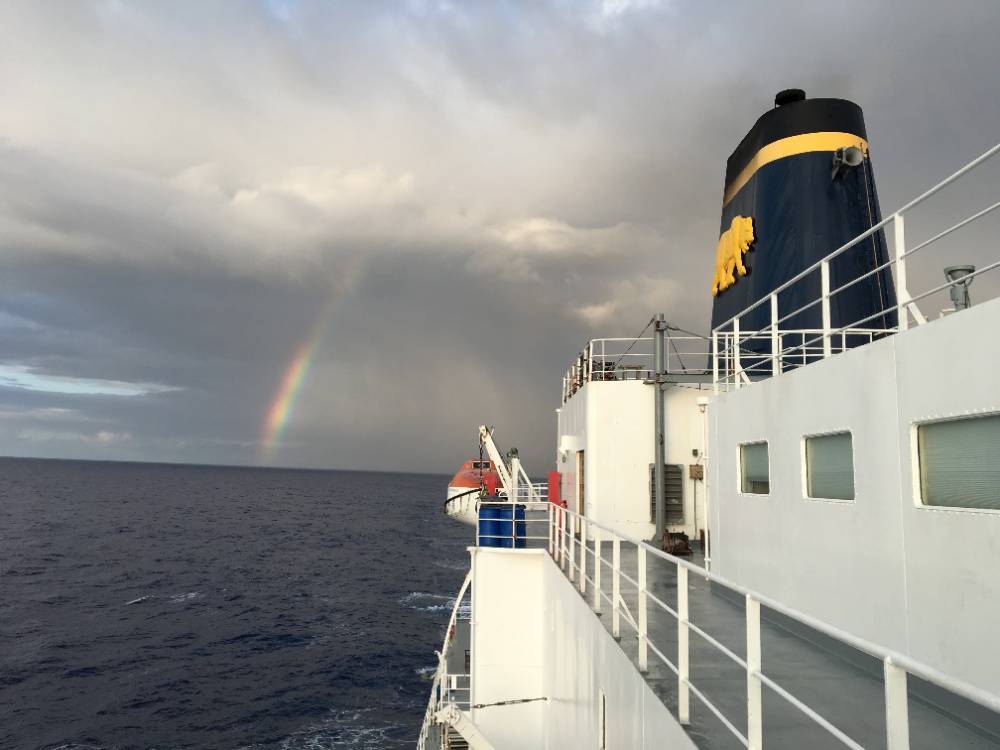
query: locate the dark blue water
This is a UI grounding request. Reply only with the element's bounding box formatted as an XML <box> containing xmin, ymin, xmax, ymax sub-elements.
<box><xmin>0</xmin><ymin>458</ymin><xmax>472</xmax><ymax>749</ymax></box>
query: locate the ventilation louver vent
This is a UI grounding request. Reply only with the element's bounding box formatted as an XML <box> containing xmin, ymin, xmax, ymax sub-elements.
<box><xmin>649</xmin><ymin>464</ymin><xmax>684</xmax><ymax>524</ymax></box>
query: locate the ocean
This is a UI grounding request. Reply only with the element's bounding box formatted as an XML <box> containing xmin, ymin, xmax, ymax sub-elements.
<box><xmin>0</xmin><ymin>457</ymin><xmax>471</xmax><ymax>749</ymax></box>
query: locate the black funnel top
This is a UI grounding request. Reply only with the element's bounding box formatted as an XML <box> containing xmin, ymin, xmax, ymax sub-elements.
<box><xmin>775</xmin><ymin>88</ymin><xmax>806</xmax><ymax>107</ymax></box>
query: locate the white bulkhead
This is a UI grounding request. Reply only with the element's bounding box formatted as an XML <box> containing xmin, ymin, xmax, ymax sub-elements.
<box><xmin>556</xmin><ymin>375</ymin><xmax>709</xmax><ymax>542</ymax></box>
<box><xmin>468</xmin><ymin>547</ymin><xmax>697</xmax><ymax>750</ymax></box>
<box><xmin>708</xmin><ymin>295</ymin><xmax>1000</xmax><ymax>697</ymax></box>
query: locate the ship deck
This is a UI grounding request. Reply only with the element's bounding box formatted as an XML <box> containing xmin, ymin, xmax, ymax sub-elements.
<box><xmin>591</xmin><ymin>540</ymin><xmax>1000</xmax><ymax>750</ymax></box>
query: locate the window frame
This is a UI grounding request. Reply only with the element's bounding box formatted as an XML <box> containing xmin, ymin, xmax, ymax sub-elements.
<box><xmin>801</xmin><ymin>429</ymin><xmax>856</xmax><ymax>503</ymax></box>
<box><xmin>911</xmin><ymin>411</ymin><xmax>1000</xmax><ymax>515</ymax></box>
<box><xmin>737</xmin><ymin>439</ymin><xmax>771</xmax><ymax>497</ymax></box>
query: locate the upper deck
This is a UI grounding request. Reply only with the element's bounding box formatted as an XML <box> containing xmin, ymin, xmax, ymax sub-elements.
<box><xmin>561</xmin><ymin>332</ymin><xmax>711</xmax><ymax>404</ymax></box>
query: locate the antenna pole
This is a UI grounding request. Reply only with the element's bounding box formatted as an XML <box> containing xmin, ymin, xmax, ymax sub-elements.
<box><xmin>653</xmin><ymin>314</ymin><xmax>666</xmax><ymax>542</ymax></box>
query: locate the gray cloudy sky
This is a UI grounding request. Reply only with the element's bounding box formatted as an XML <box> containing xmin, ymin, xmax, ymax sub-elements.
<box><xmin>1</xmin><ymin>0</ymin><xmax>998</xmax><ymax>473</ymax></box>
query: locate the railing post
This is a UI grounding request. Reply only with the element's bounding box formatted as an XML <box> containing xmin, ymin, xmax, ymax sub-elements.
<box><xmin>579</xmin><ymin>518</ymin><xmax>588</xmax><ymax>595</ymax></box>
<box><xmin>592</xmin><ymin>527</ymin><xmax>602</xmax><ymax>613</ymax></box>
<box><xmin>884</xmin><ymin>658</ymin><xmax>911</xmax><ymax>750</ymax></box>
<box><xmin>712</xmin><ymin>330</ymin><xmax>719</xmax><ymax>394</ymax></box>
<box><xmin>678</xmin><ymin>565</ymin><xmax>690</xmax><ymax>725</ymax></box>
<box><xmin>821</xmin><ymin>260</ymin><xmax>832</xmax><ymax>358</ymax></box>
<box><xmin>733</xmin><ymin>317</ymin><xmax>742</xmax><ymax>389</ymax></box>
<box><xmin>561</xmin><ymin>507</ymin><xmax>569</xmax><ymax>572</ymax></box>
<box><xmin>746</xmin><ymin>595</ymin><xmax>763</xmax><ymax>750</ymax></box>
<box><xmin>510</xmin><ymin>458</ymin><xmax>520</xmax><ymax>524</ymax></box>
<box><xmin>894</xmin><ymin>212</ymin><xmax>910</xmax><ymax>331</ymax></box>
<box><xmin>612</xmin><ymin>534</ymin><xmax>621</xmax><ymax>639</ymax></box>
<box><xmin>547</xmin><ymin>501</ymin><xmax>554</xmax><ymax>557</ymax></box>
<box><xmin>638</xmin><ymin>545</ymin><xmax>648</xmax><ymax>672</ymax></box>
<box><xmin>567</xmin><ymin>512</ymin><xmax>575</xmax><ymax>583</ymax></box>
<box><xmin>770</xmin><ymin>293</ymin><xmax>780</xmax><ymax>376</ymax></box>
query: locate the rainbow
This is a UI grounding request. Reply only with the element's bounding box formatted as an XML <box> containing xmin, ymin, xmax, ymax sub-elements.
<box><xmin>259</xmin><ymin>337</ymin><xmax>319</xmax><ymax>462</ymax></box>
<box><xmin>259</xmin><ymin>257</ymin><xmax>365</xmax><ymax>463</ymax></box>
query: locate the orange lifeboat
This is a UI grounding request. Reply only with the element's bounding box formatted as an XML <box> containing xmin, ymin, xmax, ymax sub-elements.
<box><xmin>445</xmin><ymin>458</ymin><xmax>502</xmax><ymax>526</ymax></box>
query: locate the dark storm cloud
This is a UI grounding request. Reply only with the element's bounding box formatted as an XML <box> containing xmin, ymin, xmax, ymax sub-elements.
<box><xmin>0</xmin><ymin>0</ymin><xmax>998</xmax><ymax>471</ymax></box>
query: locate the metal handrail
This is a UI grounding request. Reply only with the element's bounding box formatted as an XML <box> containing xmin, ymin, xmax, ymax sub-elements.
<box><xmin>416</xmin><ymin>572</ymin><xmax>472</xmax><ymax>750</ymax></box>
<box><xmin>562</xmin><ymin>334</ymin><xmax>712</xmax><ymax>403</ymax></box>
<box><xmin>550</xmin><ymin>503</ymin><xmax>1000</xmax><ymax>750</ymax></box>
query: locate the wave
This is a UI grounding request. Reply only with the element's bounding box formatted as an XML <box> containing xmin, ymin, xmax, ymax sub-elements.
<box><xmin>398</xmin><ymin>591</ymin><xmax>470</xmax><ymax>616</ymax></box>
<box><xmin>169</xmin><ymin>591</ymin><xmax>203</xmax><ymax>604</ymax></box>
<box><xmin>237</xmin><ymin>707</ymin><xmax>409</xmax><ymax>749</ymax></box>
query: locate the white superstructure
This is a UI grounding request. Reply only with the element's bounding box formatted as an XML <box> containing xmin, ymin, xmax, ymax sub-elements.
<box><xmin>417</xmin><ymin>139</ymin><xmax>1000</xmax><ymax>749</ymax></box>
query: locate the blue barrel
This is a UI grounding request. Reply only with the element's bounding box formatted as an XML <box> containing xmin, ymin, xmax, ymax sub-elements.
<box><xmin>478</xmin><ymin>503</ymin><xmax>526</xmax><ymax>548</ymax></box>
<box><xmin>494</xmin><ymin>504</ymin><xmax>527</xmax><ymax>548</ymax></box>
<box><xmin>478</xmin><ymin>504</ymin><xmax>501</xmax><ymax>547</ymax></box>
<box><xmin>495</xmin><ymin>505</ymin><xmax>513</xmax><ymax>548</ymax></box>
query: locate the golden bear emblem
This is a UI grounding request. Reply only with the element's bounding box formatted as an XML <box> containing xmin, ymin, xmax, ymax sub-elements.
<box><xmin>712</xmin><ymin>216</ymin><xmax>756</xmax><ymax>297</ymax></box>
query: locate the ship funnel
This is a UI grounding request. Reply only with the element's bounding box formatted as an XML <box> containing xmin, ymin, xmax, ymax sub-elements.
<box><xmin>711</xmin><ymin>93</ymin><xmax>897</xmax><ymax>349</ymax></box>
<box><xmin>944</xmin><ymin>265</ymin><xmax>975</xmax><ymax>310</ymax></box>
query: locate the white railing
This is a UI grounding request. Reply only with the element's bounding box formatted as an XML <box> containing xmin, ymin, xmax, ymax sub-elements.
<box><xmin>512</xmin><ymin>482</ymin><xmax>548</xmax><ymax>502</ymax></box>
<box><xmin>562</xmin><ymin>334</ymin><xmax>711</xmax><ymax>403</ymax></box>
<box><xmin>442</xmin><ymin>672</ymin><xmax>471</xmax><ymax>710</ymax></box>
<box><xmin>712</xmin><ymin>143</ymin><xmax>1000</xmax><ymax>392</ymax></box>
<box><xmin>714</xmin><ymin>327</ymin><xmax>891</xmax><ymax>385</ymax></box>
<box><xmin>549</xmin><ymin>504</ymin><xmax>1000</xmax><ymax>750</ymax></box>
<box><xmin>417</xmin><ymin>573</ymin><xmax>472</xmax><ymax>750</ymax></box>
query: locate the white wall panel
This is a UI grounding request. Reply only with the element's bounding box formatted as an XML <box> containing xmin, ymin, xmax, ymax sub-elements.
<box><xmin>708</xmin><ymin>296</ymin><xmax>1000</xmax><ymax>694</ymax></box>
<box><xmin>469</xmin><ymin>548</ymin><xmax>696</xmax><ymax>748</ymax></box>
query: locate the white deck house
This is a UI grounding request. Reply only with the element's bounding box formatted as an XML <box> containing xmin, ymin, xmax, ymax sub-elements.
<box><xmin>556</xmin><ymin>336</ymin><xmax>711</xmax><ymax>542</ymax></box>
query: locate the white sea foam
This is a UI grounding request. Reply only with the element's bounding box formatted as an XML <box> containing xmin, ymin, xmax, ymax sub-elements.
<box><xmin>169</xmin><ymin>591</ymin><xmax>203</xmax><ymax>603</ymax></box>
<box><xmin>399</xmin><ymin>591</ymin><xmax>470</xmax><ymax>616</ymax></box>
<box><xmin>124</xmin><ymin>595</ymin><xmax>151</xmax><ymax>606</ymax></box>
<box><xmin>432</xmin><ymin>560</ymin><xmax>468</xmax><ymax>572</ymax></box>
<box><xmin>235</xmin><ymin>707</ymin><xmax>406</xmax><ymax>749</ymax></box>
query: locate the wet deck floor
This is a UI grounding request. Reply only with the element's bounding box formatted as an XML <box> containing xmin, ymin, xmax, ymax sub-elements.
<box><xmin>563</xmin><ymin>539</ymin><xmax>1000</xmax><ymax>750</ymax></box>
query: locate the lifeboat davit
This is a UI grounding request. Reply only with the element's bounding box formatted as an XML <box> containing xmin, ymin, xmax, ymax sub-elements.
<box><xmin>445</xmin><ymin>458</ymin><xmax>503</xmax><ymax>526</ymax></box>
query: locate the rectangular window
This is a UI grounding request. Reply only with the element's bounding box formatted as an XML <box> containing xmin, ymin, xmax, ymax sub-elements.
<box><xmin>805</xmin><ymin>432</ymin><xmax>854</xmax><ymax>500</ymax></box>
<box><xmin>740</xmin><ymin>442</ymin><xmax>769</xmax><ymax>494</ymax></box>
<box><xmin>918</xmin><ymin>414</ymin><xmax>1000</xmax><ymax>510</ymax></box>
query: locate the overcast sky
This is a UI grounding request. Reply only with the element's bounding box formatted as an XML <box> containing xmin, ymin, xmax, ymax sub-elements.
<box><xmin>0</xmin><ymin>0</ymin><xmax>998</xmax><ymax>473</ymax></box>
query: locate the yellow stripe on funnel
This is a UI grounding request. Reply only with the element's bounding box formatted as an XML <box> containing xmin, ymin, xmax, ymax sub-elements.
<box><xmin>723</xmin><ymin>131</ymin><xmax>869</xmax><ymax>206</ymax></box>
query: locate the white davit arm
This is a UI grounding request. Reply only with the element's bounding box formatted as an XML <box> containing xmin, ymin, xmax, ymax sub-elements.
<box><xmin>478</xmin><ymin>425</ymin><xmax>539</xmax><ymax>502</ymax></box>
<box><xmin>516</xmin><ymin>461</ymin><xmax>539</xmax><ymax>501</ymax></box>
<box><xmin>478</xmin><ymin>425</ymin><xmax>513</xmax><ymax>496</ymax></box>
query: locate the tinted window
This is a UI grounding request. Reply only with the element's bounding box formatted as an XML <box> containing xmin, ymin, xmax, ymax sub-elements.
<box><xmin>740</xmin><ymin>442</ymin><xmax>769</xmax><ymax>494</ymax></box>
<box><xmin>918</xmin><ymin>414</ymin><xmax>1000</xmax><ymax>510</ymax></box>
<box><xmin>806</xmin><ymin>432</ymin><xmax>854</xmax><ymax>500</ymax></box>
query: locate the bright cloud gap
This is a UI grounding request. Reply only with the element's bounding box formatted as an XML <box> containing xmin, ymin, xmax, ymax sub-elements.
<box><xmin>0</xmin><ymin>366</ymin><xmax>178</xmax><ymax>397</ymax></box>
